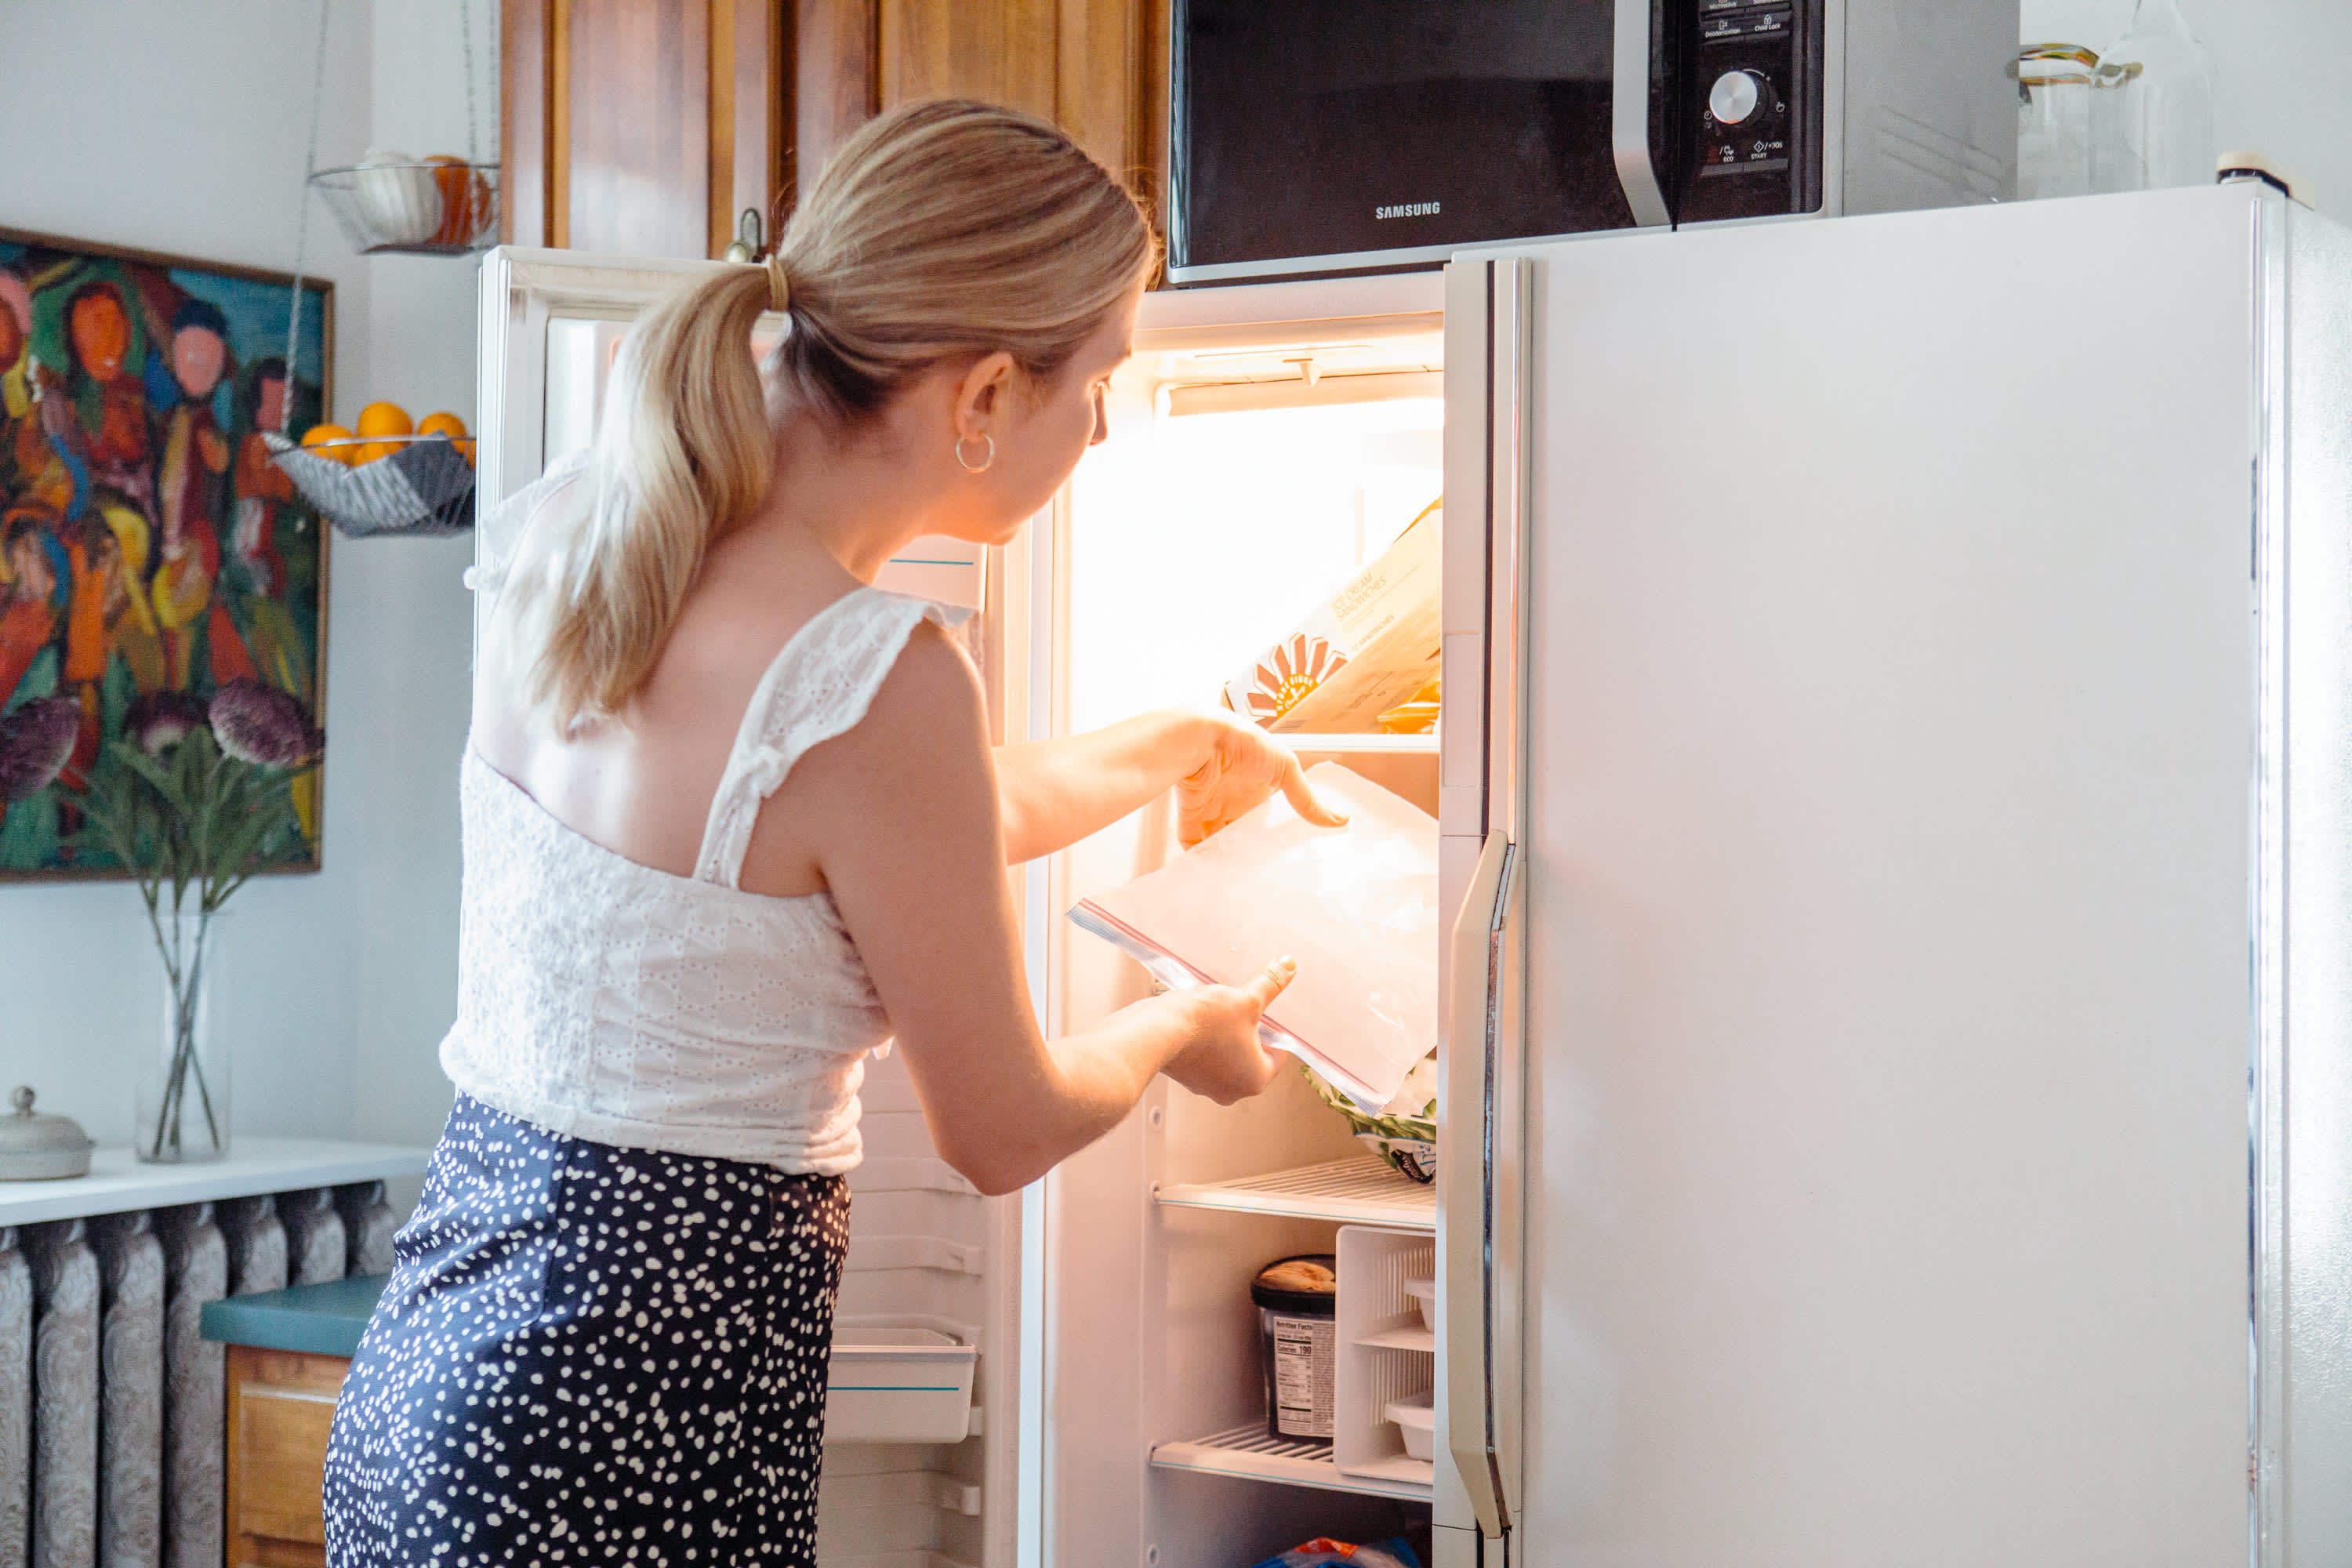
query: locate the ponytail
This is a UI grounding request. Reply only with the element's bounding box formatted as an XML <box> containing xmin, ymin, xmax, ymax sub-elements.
<box><xmin>519</xmin><ymin>263</ymin><xmax>775</xmax><ymax>725</ymax></box>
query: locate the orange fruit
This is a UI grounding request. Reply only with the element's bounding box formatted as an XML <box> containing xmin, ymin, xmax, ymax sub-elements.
<box><xmin>299</xmin><ymin>423</ymin><xmax>356</xmax><ymax>465</ymax></box>
<box><xmin>423</xmin><ymin>156</ymin><xmax>495</xmax><ymax>247</ymax></box>
<box><xmin>416</xmin><ymin>411</ymin><xmax>475</xmax><ymax>465</ymax></box>
<box><xmin>355</xmin><ymin>401</ymin><xmax>412</xmax><ymax>439</ymax></box>
<box><xmin>424</xmin><ymin>156</ymin><xmax>472</xmax><ymax>246</ymax></box>
<box><xmin>353</xmin><ymin>401</ymin><xmax>412</xmax><ymax>465</ymax></box>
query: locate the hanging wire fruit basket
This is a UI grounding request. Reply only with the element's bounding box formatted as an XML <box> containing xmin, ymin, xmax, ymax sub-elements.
<box><xmin>264</xmin><ymin>0</ymin><xmax>493</xmax><ymax>534</ymax></box>
<box><xmin>310</xmin><ymin>159</ymin><xmax>499</xmax><ymax>255</ymax></box>
<box><xmin>267</xmin><ymin>433</ymin><xmax>477</xmax><ymax>539</ymax></box>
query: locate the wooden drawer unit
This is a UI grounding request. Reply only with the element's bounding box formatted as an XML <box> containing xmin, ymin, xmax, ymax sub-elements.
<box><xmin>226</xmin><ymin>1345</ymin><xmax>349</xmax><ymax>1568</ymax></box>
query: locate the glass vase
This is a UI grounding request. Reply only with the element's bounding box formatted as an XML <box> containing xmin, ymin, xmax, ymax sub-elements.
<box><xmin>138</xmin><ymin>909</ymin><xmax>230</xmax><ymax>1164</ymax></box>
<box><xmin>2089</xmin><ymin>0</ymin><xmax>2216</xmax><ymax>193</ymax></box>
<box><xmin>2016</xmin><ymin>45</ymin><xmax>2102</xmax><ymax>201</ymax></box>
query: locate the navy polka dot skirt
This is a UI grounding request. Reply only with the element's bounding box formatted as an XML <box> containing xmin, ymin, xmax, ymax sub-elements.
<box><xmin>324</xmin><ymin>1094</ymin><xmax>851</xmax><ymax>1565</ymax></box>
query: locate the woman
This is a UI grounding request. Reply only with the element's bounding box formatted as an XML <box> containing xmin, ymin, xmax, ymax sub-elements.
<box><xmin>323</xmin><ymin>101</ymin><xmax>1336</xmax><ymax>1564</ymax></box>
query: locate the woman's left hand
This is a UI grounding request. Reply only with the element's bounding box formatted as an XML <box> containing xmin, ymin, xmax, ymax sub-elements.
<box><xmin>1175</xmin><ymin>712</ymin><xmax>1350</xmax><ymax>848</ymax></box>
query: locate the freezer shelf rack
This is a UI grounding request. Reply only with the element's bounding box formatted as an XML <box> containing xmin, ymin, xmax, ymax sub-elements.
<box><xmin>1155</xmin><ymin>1156</ymin><xmax>1436</xmax><ymax>1229</ymax></box>
<box><xmin>1149</xmin><ymin>1425</ymin><xmax>1433</xmax><ymax>1501</ymax></box>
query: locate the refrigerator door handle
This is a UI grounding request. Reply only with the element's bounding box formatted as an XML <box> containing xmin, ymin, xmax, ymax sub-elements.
<box><xmin>1445</xmin><ymin>829</ymin><xmax>1515</xmax><ymax>1539</ymax></box>
<box><xmin>1613</xmin><ymin>0</ymin><xmax>1672</xmax><ymax>227</ymax></box>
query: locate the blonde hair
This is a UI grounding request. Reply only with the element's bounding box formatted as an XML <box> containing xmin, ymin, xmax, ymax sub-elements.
<box><xmin>514</xmin><ymin>99</ymin><xmax>1156</xmax><ymax>728</ymax></box>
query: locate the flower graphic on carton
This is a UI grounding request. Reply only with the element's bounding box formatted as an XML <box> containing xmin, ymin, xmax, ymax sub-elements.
<box><xmin>1247</xmin><ymin>633</ymin><xmax>1348</xmax><ymax>728</ymax></box>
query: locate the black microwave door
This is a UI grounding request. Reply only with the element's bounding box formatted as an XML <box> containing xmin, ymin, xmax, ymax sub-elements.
<box><xmin>1171</xmin><ymin>0</ymin><xmax>1635</xmax><ymax>274</ymax></box>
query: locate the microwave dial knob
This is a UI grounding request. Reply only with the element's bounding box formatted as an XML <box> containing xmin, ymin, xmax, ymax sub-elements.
<box><xmin>1708</xmin><ymin>69</ymin><xmax>1769</xmax><ymax>128</ymax></box>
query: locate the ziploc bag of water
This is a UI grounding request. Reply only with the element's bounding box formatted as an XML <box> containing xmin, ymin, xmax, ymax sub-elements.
<box><xmin>1068</xmin><ymin>762</ymin><xmax>1437</xmax><ymax>1112</ymax></box>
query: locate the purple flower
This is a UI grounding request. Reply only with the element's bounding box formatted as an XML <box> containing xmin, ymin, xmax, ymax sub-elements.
<box><xmin>126</xmin><ymin>691</ymin><xmax>212</xmax><ymax>755</ymax></box>
<box><xmin>208</xmin><ymin>680</ymin><xmax>322</xmax><ymax>768</ymax></box>
<box><xmin>0</xmin><ymin>697</ymin><xmax>81</xmax><ymax>804</ymax></box>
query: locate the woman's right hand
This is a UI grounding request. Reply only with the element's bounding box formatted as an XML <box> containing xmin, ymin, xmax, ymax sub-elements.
<box><xmin>1160</xmin><ymin>957</ymin><xmax>1296</xmax><ymax>1105</ymax></box>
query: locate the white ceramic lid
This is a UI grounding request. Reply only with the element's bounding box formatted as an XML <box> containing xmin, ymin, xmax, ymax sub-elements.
<box><xmin>0</xmin><ymin>1087</ymin><xmax>93</xmax><ymax>1181</ymax></box>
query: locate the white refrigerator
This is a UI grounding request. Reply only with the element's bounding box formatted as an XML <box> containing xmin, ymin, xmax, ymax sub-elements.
<box><xmin>476</xmin><ymin>178</ymin><xmax>2352</xmax><ymax>1568</ymax></box>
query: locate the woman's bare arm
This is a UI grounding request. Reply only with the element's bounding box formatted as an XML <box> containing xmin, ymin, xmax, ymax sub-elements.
<box><xmin>791</xmin><ymin>624</ymin><xmax>1290</xmax><ymax>1195</ymax></box>
<box><xmin>993</xmin><ymin>709</ymin><xmax>1347</xmax><ymax>864</ymax></box>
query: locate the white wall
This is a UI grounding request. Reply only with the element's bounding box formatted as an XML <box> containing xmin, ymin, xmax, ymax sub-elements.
<box><xmin>344</xmin><ymin>1</ymin><xmax>495</xmax><ymax>1148</ymax></box>
<box><xmin>0</xmin><ymin>0</ymin><xmax>490</xmax><ymax>1152</ymax></box>
<box><xmin>2020</xmin><ymin>0</ymin><xmax>2352</xmax><ymax>221</ymax></box>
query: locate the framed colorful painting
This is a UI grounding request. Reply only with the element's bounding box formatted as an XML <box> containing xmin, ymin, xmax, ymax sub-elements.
<box><xmin>0</xmin><ymin>227</ymin><xmax>331</xmax><ymax>878</ymax></box>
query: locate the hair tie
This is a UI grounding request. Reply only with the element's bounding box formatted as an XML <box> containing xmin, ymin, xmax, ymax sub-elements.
<box><xmin>764</xmin><ymin>252</ymin><xmax>791</xmax><ymax>314</ymax></box>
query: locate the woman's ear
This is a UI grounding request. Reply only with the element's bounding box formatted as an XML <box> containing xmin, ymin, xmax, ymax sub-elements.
<box><xmin>955</xmin><ymin>350</ymin><xmax>1019</xmax><ymax>441</ymax></box>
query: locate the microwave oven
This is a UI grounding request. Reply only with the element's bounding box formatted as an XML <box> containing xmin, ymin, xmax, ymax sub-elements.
<box><xmin>1165</xmin><ymin>0</ymin><xmax>2023</xmax><ymax>284</ymax></box>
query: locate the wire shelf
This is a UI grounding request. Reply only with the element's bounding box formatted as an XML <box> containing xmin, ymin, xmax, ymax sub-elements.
<box><xmin>267</xmin><ymin>433</ymin><xmax>476</xmax><ymax>539</ymax></box>
<box><xmin>1150</xmin><ymin>1424</ymin><xmax>1433</xmax><ymax>1501</ymax></box>
<box><xmin>309</xmin><ymin>162</ymin><xmax>499</xmax><ymax>256</ymax></box>
<box><xmin>1156</xmin><ymin>1156</ymin><xmax>1436</xmax><ymax>1229</ymax></box>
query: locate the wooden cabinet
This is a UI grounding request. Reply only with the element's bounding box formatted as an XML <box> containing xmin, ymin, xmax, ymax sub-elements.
<box><xmin>876</xmin><ymin>0</ymin><xmax>1163</xmax><ymax>197</ymax></box>
<box><xmin>225</xmin><ymin>1345</ymin><xmax>348</xmax><ymax>1568</ymax></box>
<box><xmin>502</xmin><ymin>0</ymin><xmax>789</xmax><ymax>258</ymax></box>
<box><xmin>504</xmin><ymin>0</ymin><xmax>1165</xmax><ymax>260</ymax></box>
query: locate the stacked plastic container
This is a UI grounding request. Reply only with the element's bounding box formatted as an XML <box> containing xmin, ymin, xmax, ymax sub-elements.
<box><xmin>1332</xmin><ymin>1226</ymin><xmax>1436</xmax><ymax>1484</ymax></box>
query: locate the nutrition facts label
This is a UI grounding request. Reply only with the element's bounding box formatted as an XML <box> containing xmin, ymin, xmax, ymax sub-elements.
<box><xmin>1271</xmin><ymin>1316</ymin><xmax>1335</xmax><ymax>1439</ymax></box>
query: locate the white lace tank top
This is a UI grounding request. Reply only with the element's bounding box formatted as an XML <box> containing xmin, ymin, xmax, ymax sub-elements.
<box><xmin>439</xmin><ymin>458</ymin><xmax>954</xmax><ymax>1174</ymax></box>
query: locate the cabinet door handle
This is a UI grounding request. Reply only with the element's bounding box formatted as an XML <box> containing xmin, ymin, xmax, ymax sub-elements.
<box><xmin>1444</xmin><ymin>829</ymin><xmax>1512</xmax><ymax>1538</ymax></box>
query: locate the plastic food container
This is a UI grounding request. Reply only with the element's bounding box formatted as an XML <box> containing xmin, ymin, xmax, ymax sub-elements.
<box><xmin>1385</xmin><ymin>1388</ymin><xmax>1435</xmax><ymax>1461</ymax></box>
<box><xmin>1252</xmin><ymin>1254</ymin><xmax>1338</xmax><ymax>1441</ymax></box>
<box><xmin>1069</xmin><ymin>763</ymin><xmax>1439</xmax><ymax>1113</ymax></box>
<box><xmin>823</xmin><ymin>1326</ymin><xmax>977</xmax><ymax>1444</ymax></box>
<box><xmin>1402</xmin><ymin>1276</ymin><xmax>1436</xmax><ymax>1333</ymax></box>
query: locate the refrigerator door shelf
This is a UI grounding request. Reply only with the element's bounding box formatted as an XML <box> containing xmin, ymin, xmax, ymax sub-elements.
<box><xmin>1335</xmin><ymin>1225</ymin><xmax>1439</xmax><ymax>1485</ymax></box>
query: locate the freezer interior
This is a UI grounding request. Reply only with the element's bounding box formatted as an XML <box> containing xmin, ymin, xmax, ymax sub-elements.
<box><xmin>1036</xmin><ymin>299</ymin><xmax>1450</xmax><ymax>1568</ymax></box>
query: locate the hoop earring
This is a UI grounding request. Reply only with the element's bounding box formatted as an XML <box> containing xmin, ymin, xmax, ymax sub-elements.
<box><xmin>955</xmin><ymin>433</ymin><xmax>996</xmax><ymax>474</ymax></box>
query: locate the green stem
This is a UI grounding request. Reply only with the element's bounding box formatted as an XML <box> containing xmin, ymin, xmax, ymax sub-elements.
<box><xmin>152</xmin><ymin>950</ymin><xmax>188</xmax><ymax>1160</ymax></box>
<box><xmin>180</xmin><ymin>912</ymin><xmax>220</xmax><ymax>1149</ymax></box>
<box><xmin>150</xmin><ymin>909</ymin><xmax>220</xmax><ymax>1159</ymax></box>
<box><xmin>187</xmin><ymin>1051</ymin><xmax>220</xmax><ymax>1149</ymax></box>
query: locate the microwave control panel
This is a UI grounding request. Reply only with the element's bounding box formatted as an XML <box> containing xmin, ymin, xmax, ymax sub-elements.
<box><xmin>1676</xmin><ymin>0</ymin><xmax>1826</xmax><ymax>223</ymax></box>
